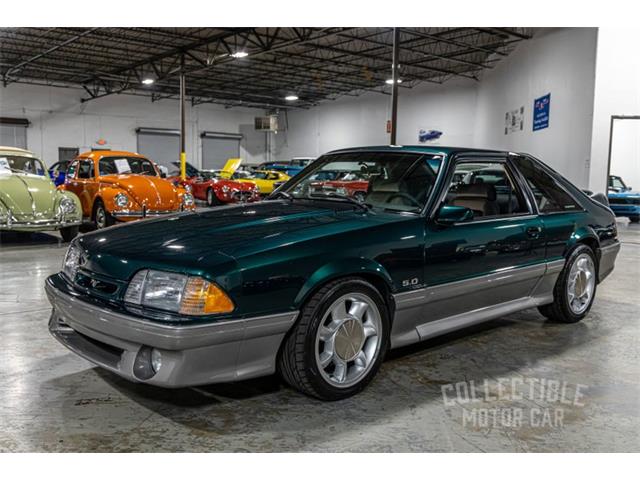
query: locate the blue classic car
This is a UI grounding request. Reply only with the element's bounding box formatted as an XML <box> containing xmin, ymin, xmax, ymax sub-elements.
<box><xmin>608</xmin><ymin>175</ymin><xmax>640</xmax><ymax>223</ymax></box>
<box><xmin>258</xmin><ymin>157</ymin><xmax>315</xmax><ymax>177</ymax></box>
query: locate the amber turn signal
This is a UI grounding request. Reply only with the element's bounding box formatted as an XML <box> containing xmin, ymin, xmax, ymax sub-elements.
<box><xmin>180</xmin><ymin>277</ymin><xmax>235</xmax><ymax>315</ymax></box>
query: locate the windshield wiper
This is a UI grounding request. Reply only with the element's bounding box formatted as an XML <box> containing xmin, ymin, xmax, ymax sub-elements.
<box><xmin>307</xmin><ymin>192</ymin><xmax>371</xmax><ymax>211</ymax></box>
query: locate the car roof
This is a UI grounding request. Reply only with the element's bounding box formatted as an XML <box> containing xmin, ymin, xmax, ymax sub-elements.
<box><xmin>326</xmin><ymin>145</ymin><xmax>510</xmax><ymax>156</ymax></box>
<box><xmin>77</xmin><ymin>150</ymin><xmax>148</xmax><ymax>160</ymax></box>
<box><xmin>0</xmin><ymin>146</ymin><xmax>36</xmax><ymax>157</ymax></box>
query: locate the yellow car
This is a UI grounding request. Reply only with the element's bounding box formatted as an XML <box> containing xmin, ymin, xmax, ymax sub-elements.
<box><xmin>237</xmin><ymin>170</ymin><xmax>290</xmax><ymax>195</ymax></box>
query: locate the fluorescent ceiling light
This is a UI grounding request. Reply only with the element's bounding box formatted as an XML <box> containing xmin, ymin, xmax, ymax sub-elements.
<box><xmin>142</xmin><ymin>78</ymin><xmax>155</xmax><ymax>85</ymax></box>
<box><xmin>285</xmin><ymin>95</ymin><xmax>299</xmax><ymax>101</ymax></box>
<box><xmin>231</xmin><ymin>51</ymin><xmax>249</xmax><ymax>58</ymax></box>
<box><xmin>385</xmin><ymin>78</ymin><xmax>402</xmax><ymax>84</ymax></box>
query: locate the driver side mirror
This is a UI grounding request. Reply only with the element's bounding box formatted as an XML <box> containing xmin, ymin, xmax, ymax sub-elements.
<box><xmin>436</xmin><ymin>205</ymin><xmax>474</xmax><ymax>225</ymax></box>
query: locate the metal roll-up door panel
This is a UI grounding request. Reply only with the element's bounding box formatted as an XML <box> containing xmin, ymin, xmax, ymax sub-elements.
<box><xmin>0</xmin><ymin>124</ymin><xmax>28</xmax><ymax>149</ymax></box>
<box><xmin>136</xmin><ymin>129</ymin><xmax>179</xmax><ymax>169</ymax></box>
<box><xmin>202</xmin><ymin>134</ymin><xmax>241</xmax><ymax>170</ymax></box>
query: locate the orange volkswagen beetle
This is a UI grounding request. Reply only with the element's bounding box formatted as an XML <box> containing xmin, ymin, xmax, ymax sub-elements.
<box><xmin>61</xmin><ymin>150</ymin><xmax>195</xmax><ymax>229</ymax></box>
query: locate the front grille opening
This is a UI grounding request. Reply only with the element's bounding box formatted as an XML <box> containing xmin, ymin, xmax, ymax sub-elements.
<box><xmin>76</xmin><ymin>331</ymin><xmax>124</xmax><ymax>358</ymax></box>
<box><xmin>76</xmin><ymin>273</ymin><xmax>119</xmax><ymax>295</ymax></box>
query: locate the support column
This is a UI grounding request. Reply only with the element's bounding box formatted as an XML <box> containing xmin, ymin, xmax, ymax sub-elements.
<box><xmin>179</xmin><ymin>56</ymin><xmax>187</xmax><ymax>181</ymax></box>
<box><xmin>390</xmin><ymin>28</ymin><xmax>400</xmax><ymax>145</ymax></box>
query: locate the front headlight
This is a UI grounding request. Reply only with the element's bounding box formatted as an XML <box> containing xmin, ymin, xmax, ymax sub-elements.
<box><xmin>62</xmin><ymin>243</ymin><xmax>81</xmax><ymax>280</ymax></box>
<box><xmin>124</xmin><ymin>269</ymin><xmax>234</xmax><ymax>316</ymax></box>
<box><xmin>336</xmin><ymin>187</ymin><xmax>348</xmax><ymax>196</ymax></box>
<box><xmin>59</xmin><ymin>196</ymin><xmax>77</xmax><ymax>215</ymax></box>
<box><xmin>222</xmin><ymin>185</ymin><xmax>230</xmax><ymax>194</ymax></box>
<box><xmin>182</xmin><ymin>193</ymin><xmax>194</xmax><ymax>206</ymax></box>
<box><xmin>114</xmin><ymin>193</ymin><xmax>128</xmax><ymax>208</ymax></box>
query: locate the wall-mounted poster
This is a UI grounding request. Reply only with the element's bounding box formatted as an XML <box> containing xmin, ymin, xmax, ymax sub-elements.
<box><xmin>533</xmin><ymin>93</ymin><xmax>551</xmax><ymax>131</ymax></box>
<box><xmin>418</xmin><ymin>129</ymin><xmax>443</xmax><ymax>143</ymax></box>
<box><xmin>505</xmin><ymin>106</ymin><xmax>524</xmax><ymax>134</ymax></box>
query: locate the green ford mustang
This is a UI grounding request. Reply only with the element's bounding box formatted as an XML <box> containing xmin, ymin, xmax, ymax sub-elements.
<box><xmin>46</xmin><ymin>146</ymin><xmax>620</xmax><ymax>400</ymax></box>
<box><xmin>1</xmin><ymin>146</ymin><xmax>82</xmax><ymax>241</ymax></box>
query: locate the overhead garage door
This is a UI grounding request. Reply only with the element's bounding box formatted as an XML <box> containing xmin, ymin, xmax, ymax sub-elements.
<box><xmin>136</xmin><ymin>128</ymin><xmax>179</xmax><ymax>170</ymax></box>
<box><xmin>201</xmin><ymin>132</ymin><xmax>242</xmax><ymax>170</ymax></box>
<box><xmin>0</xmin><ymin>118</ymin><xmax>29</xmax><ymax>149</ymax></box>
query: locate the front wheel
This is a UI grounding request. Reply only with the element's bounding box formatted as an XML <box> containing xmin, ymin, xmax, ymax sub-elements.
<box><xmin>628</xmin><ymin>216</ymin><xmax>640</xmax><ymax>223</ymax></box>
<box><xmin>93</xmin><ymin>200</ymin><xmax>115</xmax><ymax>229</ymax></box>
<box><xmin>278</xmin><ymin>277</ymin><xmax>389</xmax><ymax>400</ymax></box>
<box><xmin>538</xmin><ymin>244</ymin><xmax>597</xmax><ymax>323</ymax></box>
<box><xmin>59</xmin><ymin>226</ymin><xmax>79</xmax><ymax>242</ymax></box>
<box><xmin>206</xmin><ymin>188</ymin><xmax>222</xmax><ymax>207</ymax></box>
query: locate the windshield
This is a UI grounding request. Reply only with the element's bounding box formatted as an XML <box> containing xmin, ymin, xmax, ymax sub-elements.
<box><xmin>98</xmin><ymin>156</ymin><xmax>158</xmax><ymax>176</ymax></box>
<box><xmin>609</xmin><ymin>176</ymin><xmax>627</xmax><ymax>190</ymax></box>
<box><xmin>278</xmin><ymin>152</ymin><xmax>443</xmax><ymax>213</ymax></box>
<box><xmin>0</xmin><ymin>155</ymin><xmax>46</xmax><ymax>176</ymax></box>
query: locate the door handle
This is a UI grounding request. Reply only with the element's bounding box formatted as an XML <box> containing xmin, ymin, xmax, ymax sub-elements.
<box><xmin>526</xmin><ymin>226</ymin><xmax>542</xmax><ymax>238</ymax></box>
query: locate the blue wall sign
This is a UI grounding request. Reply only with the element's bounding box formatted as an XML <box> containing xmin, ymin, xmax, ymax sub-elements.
<box><xmin>533</xmin><ymin>93</ymin><xmax>550</xmax><ymax>131</ymax></box>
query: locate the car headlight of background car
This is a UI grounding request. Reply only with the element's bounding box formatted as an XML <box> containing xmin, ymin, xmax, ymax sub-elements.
<box><xmin>124</xmin><ymin>269</ymin><xmax>234</xmax><ymax>316</ymax></box>
<box><xmin>114</xmin><ymin>193</ymin><xmax>129</xmax><ymax>208</ymax></box>
<box><xmin>58</xmin><ymin>196</ymin><xmax>77</xmax><ymax>215</ymax></box>
<box><xmin>62</xmin><ymin>242</ymin><xmax>81</xmax><ymax>280</ymax></box>
<box><xmin>336</xmin><ymin>187</ymin><xmax>348</xmax><ymax>196</ymax></box>
<box><xmin>221</xmin><ymin>185</ymin><xmax>230</xmax><ymax>194</ymax></box>
<box><xmin>182</xmin><ymin>193</ymin><xmax>194</xmax><ymax>206</ymax></box>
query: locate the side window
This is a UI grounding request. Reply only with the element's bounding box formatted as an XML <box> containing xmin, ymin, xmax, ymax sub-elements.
<box><xmin>67</xmin><ymin>161</ymin><xmax>78</xmax><ymax>179</ymax></box>
<box><xmin>77</xmin><ymin>161</ymin><xmax>93</xmax><ymax>179</ymax></box>
<box><xmin>443</xmin><ymin>161</ymin><xmax>529</xmax><ymax>218</ymax></box>
<box><xmin>516</xmin><ymin>157</ymin><xmax>580</xmax><ymax>213</ymax></box>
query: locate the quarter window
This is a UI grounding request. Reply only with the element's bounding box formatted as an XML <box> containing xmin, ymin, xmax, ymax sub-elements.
<box><xmin>516</xmin><ymin>157</ymin><xmax>580</xmax><ymax>213</ymax></box>
<box><xmin>443</xmin><ymin>161</ymin><xmax>529</xmax><ymax>218</ymax></box>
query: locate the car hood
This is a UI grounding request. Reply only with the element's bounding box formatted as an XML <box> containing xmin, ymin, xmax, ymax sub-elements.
<box><xmin>100</xmin><ymin>175</ymin><xmax>181</xmax><ymax>209</ymax></box>
<box><xmin>76</xmin><ymin>200</ymin><xmax>397</xmax><ymax>280</ymax></box>
<box><xmin>0</xmin><ymin>172</ymin><xmax>58</xmax><ymax>220</ymax></box>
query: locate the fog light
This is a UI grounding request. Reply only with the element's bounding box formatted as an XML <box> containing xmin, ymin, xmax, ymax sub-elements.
<box><xmin>151</xmin><ymin>348</ymin><xmax>162</xmax><ymax>373</ymax></box>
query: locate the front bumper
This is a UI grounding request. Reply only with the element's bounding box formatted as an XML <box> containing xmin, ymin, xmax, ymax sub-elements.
<box><xmin>0</xmin><ymin>216</ymin><xmax>81</xmax><ymax>231</ymax></box>
<box><xmin>111</xmin><ymin>206</ymin><xmax>194</xmax><ymax>219</ymax></box>
<box><xmin>45</xmin><ymin>277</ymin><xmax>298</xmax><ymax>387</ymax></box>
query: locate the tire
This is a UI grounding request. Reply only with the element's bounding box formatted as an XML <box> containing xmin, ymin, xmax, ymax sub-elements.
<box><xmin>93</xmin><ymin>200</ymin><xmax>115</xmax><ymax>229</ymax></box>
<box><xmin>353</xmin><ymin>191</ymin><xmax>366</xmax><ymax>203</ymax></box>
<box><xmin>629</xmin><ymin>216</ymin><xmax>640</xmax><ymax>223</ymax></box>
<box><xmin>206</xmin><ymin>188</ymin><xmax>222</xmax><ymax>207</ymax></box>
<box><xmin>538</xmin><ymin>244</ymin><xmax>598</xmax><ymax>323</ymax></box>
<box><xmin>278</xmin><ymin>277</ymin><xmax>390</xmax><ymax>400</ymax></box>
<box><xmin>60</xmin><ymin>226</ymin><xmax>79</xmax><ymax>242</ymax></box>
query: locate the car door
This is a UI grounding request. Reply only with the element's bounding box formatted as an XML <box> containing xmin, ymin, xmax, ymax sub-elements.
<box><xmin>421</xmin><ymin>155</ymin><xmax>546</xmax><ymax>323</ymax></box>
<box><xmin>66</xmin><ymin>159</ymin><xmax>95</xmax><ymax>217</ymax></box>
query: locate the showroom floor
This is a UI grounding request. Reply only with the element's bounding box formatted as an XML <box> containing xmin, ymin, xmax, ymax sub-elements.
<box><xmin>1</xmin><ymin>221</ymin><xmax>638</xmax><ymax>452</ymax></box>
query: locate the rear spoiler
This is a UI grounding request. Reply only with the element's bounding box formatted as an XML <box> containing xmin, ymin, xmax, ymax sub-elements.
<box><xmin>582</xmin><ymin>189</ymin><xmax>609</xmax><ymax>207</ymax></box>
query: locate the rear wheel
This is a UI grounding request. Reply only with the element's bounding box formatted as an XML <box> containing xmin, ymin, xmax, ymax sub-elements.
<box><xmin>60</xmin><ymin>226</ymin><xmax>79</xmax><ymax>242</ymax></box>
<box><xmin>629</xmin><ymin>216</ymin><xmax>640</xmax><ymax>223</ymax></box>
<box><xmin>93</xmin><ymin>200</ymin><xmax>114</xmax><ymax>229</ymax></box>
<box><xmin>206</xmin><ymin>188</ymin><xmax>222</xmax><ymax>207</ymax></box>
<box><xmin>278</xmin><ymin>277</ymin><xmax>389</xmax><ymax>400</ymax></box>
<box><xmin>538</xmin><ymin>244</ymin><xmax>597</xmax><ymax>323</ymax></box>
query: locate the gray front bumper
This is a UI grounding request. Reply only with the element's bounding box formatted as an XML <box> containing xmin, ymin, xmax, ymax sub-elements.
<box><xmin>45</xmin><ymin>280</ymin><xmax>298</xmax><ymax>387</ymax></box>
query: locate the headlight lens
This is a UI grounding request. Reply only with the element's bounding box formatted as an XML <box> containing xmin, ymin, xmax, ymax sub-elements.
<box><xmin>62</xmin><ymin>243</ymin><xmax>81</xmax><ymax>280</ymax></box>
<box><xmin>222</xmin><ymin>185</ymin><xmax>230</xmax><ymax>193</ymax></box>
<box><xmin>114</xmin><ymin>193</ymin><xmax>128</xmax><ymax>208</ymax></box>
<box><xmin>124</xmin><ymin>269</ymin><xmax>234</xmax><ymax>316</ymax></box>
<box><xmin>336</xmin><ymin>187</ymin><xmax>347</xmax><ymax>196</ymax></box>
<box><xmin>182</xmin><ymin>193</ymin><xmax>194</xmax><ymax>206</ymax></box>
<box><xmin>59</xmin><ymin>196</ymin><xmax>76</xmax><ymax>214</ymax></box>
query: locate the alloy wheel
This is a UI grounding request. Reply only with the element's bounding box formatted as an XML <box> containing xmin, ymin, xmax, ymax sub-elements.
<box><xmin>314</xmin><ymin>293</ymin><xmax>382</xmax><ymax>388</ymax></box>
<box><xmin>95</xmin><ymin>205</ymin><xmax>106</xmax><ymax>229</ymax></box>
<box><xmin>567</xmin><ymin>253</ymin><xmax>596</xmax><ymax>314</ymax></box>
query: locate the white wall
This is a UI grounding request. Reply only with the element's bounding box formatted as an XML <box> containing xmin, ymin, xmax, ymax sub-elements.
<box><xmin>0</xmin><ymin>83</ymin><xmax>267</xmax><ymax>168</ymax></box>
<box><xmin>276</xmin><ymin>28</ymin><xmax>599</xmax><ymax>189</ymax></box>
<box><xmin>274</xmin><ymin>78</ymin><xmax>478</xmax><ymax>158</ymax></box>
<box><xmin>473</xmin><ymin>28</ymin><xmax>597</xmax><ymax>188</ymax></box>
<box><xmin>589</xmin><ymin>28</ymin><xmax>640</xmax><ymax>194</ymax></box>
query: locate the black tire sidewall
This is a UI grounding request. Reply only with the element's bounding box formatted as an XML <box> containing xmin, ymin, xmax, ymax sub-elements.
<box><xmin>555</xmin><ymin>244</ymin><xmax>598</xmax><ymax>323</ymax></box>
<box><xmin>301</xmin><ymin>279</ymin><xmax>390</xmax><ymax>399</ymax></box>
<box><xmin>60</xmin><ymin>226</ymin><xmax>79</xmax><ymax>242</ymax></box>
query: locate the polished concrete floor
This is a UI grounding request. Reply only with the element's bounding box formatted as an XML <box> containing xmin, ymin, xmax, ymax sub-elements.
<box><xmin>1</xmin><ymin>221</ymin><xmax>639</xmax><ymax>452</ymax></box>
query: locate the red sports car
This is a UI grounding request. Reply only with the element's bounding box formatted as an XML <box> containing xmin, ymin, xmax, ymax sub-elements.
<box><xmin>310</xmin><ymin>172</ymin><xmax>369</xmax><ymax>202</ymax></box>
<box><xmin>168</xmin><ymin>161</ymin><xmax>260</xmax><ymax>206</ymax></box>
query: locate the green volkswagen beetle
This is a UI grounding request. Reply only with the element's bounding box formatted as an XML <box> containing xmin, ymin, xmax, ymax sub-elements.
<box><xmin>1</xmin><ymin>146</ymin><xmax>82</xmax><ymax>242</ymax></box>
<box><xmin>46</xmin><ymin>146</ymin><xmax>620</xmax><ymax>400</ymax></box>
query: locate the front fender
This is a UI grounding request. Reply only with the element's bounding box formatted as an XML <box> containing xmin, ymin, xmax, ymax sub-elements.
<box><xmin>98</xmin><ymin>185</ymin><xmax>141</xmax><ymax>213</ymax></box>
<box><xmin>293</xmin><ymin>257</ymin><xmax>394</xmax><ymax>308</ymax></box>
